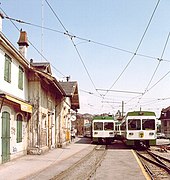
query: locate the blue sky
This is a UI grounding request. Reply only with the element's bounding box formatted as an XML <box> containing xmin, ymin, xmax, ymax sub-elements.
<box><xmin>1</xmin><ymin>0</ymin><xmax>170</xmax><ymax>117</ymax></box>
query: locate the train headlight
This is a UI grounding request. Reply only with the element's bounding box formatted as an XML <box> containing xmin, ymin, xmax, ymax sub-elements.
<box><xmin>94</xmin><ymin>132</ymin><xmax>98</xmax><ymax>135</ymax></box>
<box><xmin>129</xmin><ymin>132</ymin><xmax>134</xmax><ymax>135</ymax></box>
<box><xmin>149</xmin><ymin>132</ymin><xmax>154</xmax><ymax>136</ymax></box>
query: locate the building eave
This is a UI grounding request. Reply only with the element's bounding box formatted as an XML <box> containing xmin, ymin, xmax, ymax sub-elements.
<box><xmin>0</xmin><ymin>32</ymin><xmax>29</xmax><ymax>68</ymax></box>
<box><xmin>30</xmin><ymin>67</ymin><xmax>66</xmax><ymax>96</ymax></box>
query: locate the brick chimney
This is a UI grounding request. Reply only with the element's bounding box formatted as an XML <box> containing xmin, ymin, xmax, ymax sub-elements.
<box><xmin>17</xmin><ymin>30</ymin><xmax>29</xmax><ymax>58</ymax></box>
<box><xmin>0</xmin><ymin>12</ymin><xmax>4</xmax><ymax>32</ymax></box>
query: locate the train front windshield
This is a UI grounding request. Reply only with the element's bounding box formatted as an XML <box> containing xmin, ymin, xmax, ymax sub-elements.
<box><xmin>142</xmin><ymin>119</ymin><xmax>155</xmax><ymax>130</ymax></box>
<box><xmin>104</xmin><ymin>122</ymin><xmax>114</xmax><ymax>130</ymax></box>
<box><xmin>128</xmin><ymin>119</ymin><xmax>141</xmax><ymax>130</ymax></box>
<box><xmin>94</xmin><ymin>122</ymin><xmax>103</xmax><ymax>130</ymax></box>
<box><xmin>128</xmin><ymin>119</ymin><xmax>155</xmax><ymax>130</ymax></box>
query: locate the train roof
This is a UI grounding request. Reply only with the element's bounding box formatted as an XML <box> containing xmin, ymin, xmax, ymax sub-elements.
<box><xmin>93</xmin><ymin>115</ymin><xmax>114</xmax><ymax>120</ymax></box>
<box><xmin>126</xmin><ymin>111</ymin><xmax>156</xmax><ymax>116</ymax></box>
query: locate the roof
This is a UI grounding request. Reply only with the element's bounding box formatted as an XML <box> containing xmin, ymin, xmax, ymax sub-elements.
<box><xmin>30</xmin><ymin>67</ymin><xmax>66</xmax><ymax>97</ymax></box>
<box><xmin>161</xmin><ymin>106</ymin><xmax>170</xmax><ymax>113</ymax></box>
<box><xmin>59</xmin><ymin>81</ymin><xmax>80</xmax><ymax>110</ymax></box>
<box><xmin>30</xmin><ymin>61</ymin><xmax>52</xmax><ymax>75</ymax></box>
<box><xmin>126</xmin><ymin>111</ymin><xmax>156</xmax><ymax>116</ymax></box>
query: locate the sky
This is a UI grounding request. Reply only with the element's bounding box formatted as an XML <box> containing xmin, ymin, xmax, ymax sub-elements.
<box><xmin>1</xmin><ymin>0</ymin><xmax>170</xmax><ymax>117</ymax></box>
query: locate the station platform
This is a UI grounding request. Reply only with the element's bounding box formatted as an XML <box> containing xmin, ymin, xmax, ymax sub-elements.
<box><xmin>0</xmin><ymin>138</ymin><xmax>160</xmax><ymax>180</ymax></box>
<box><xmin>90</xmin><ymin>148</ymin><xmax>149</xmax><ymax>180</ymax></box>
<box><xmin>0</xmin><ymin>138</ymin><xmax>94</xmax><ymax>180</ymax></box>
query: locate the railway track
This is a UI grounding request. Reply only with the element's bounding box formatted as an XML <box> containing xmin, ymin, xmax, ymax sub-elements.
<box><xmin>51</xmin><ymin>145</ymin><xmax>107</xmax><ymax>180</ymax></box>
<box><xmin>135</xmin><ymin>150</ymin><xmax>170</xmax><ymax>179</ymax></box>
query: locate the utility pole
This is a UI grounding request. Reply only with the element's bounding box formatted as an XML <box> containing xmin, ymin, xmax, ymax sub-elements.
<box><xmin>41</xmin><ymin>0</ymin><xmax>44</xmax><ymax>61</ymax></box>
<box><xmin>122</xmin><ymin>101</ymin><xmax>124</xmax><ymax>117</ymax></box>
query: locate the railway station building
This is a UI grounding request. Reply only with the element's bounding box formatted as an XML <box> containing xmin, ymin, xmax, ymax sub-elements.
<box><xmin>0</xmin><ymin>14</ymin><xmax>80</xmax><ymax>163</ymax></box>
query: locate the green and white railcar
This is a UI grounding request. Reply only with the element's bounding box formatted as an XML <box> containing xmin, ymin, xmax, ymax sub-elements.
<box><xmin>92</xmin><ymin>115</ymin><xmax>115</xmax><ymax>144</ymax></box>
<box><xmin>123</xmin><ymin>111</ymin><xmax>157</xmax><ymax>147</ymax></box>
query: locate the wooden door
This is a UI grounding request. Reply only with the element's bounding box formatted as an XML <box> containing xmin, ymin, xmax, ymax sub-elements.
<box><xmin>2</xmin><ymin>112</ymin><xmax>10</xmax><ymax>163</ymax></box>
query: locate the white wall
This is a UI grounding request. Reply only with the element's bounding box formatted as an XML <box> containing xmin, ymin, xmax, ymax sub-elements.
<box><xmin>0</xmin><ymin>48</ymin><xmax>29</xmax><ymax>100</ymax></box>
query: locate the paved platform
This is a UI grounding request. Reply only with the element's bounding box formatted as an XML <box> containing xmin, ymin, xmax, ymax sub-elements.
<box><xmin>0</xmin><ymin>138</ymin><xmax>94</xmax><ymax>180</ymax></box>
<box><xmin>90</xmin><ymin>149</ymin><xmax>149</xmax><ymax>180</ymax></box>
<box><xmin>0</xmin><ymin>138</ymin><xmax>154</xmax><ymax>180</ymax></box>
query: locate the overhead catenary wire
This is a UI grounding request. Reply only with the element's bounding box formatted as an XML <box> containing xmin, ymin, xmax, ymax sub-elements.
<box><xmin>2</xmin><ymin>1</ymin><xmax>170</xmax><ymax>114</ymax></box>
<box><xmin>104</xmin><ymin>0</ymin><xmax>161</xmax><ymax>96</ymax></box>
<box><xmin>44</xmin><ymin>0</ymin><xmax>68</xmax><ymax>33</ymax></box>
<box><xmin>144</xmin><ymin>32</ymin><xmax>170</xmax><ymax>94</ymax></box>
<box><xmin>4</xmin><ymin>14</ymin><xmax>170</xmax><ymax>64</ymax></box>
<box><xmin>136</xmin><ymin>31</ymin><xmax>170</xmax><ymax>106</ymax></box>
<box><xmin>0</xmin><ymin>8</ymin><xmax>66</xmax><ymax>77</ymax></box>
<box><xmin>3</xmin><ymin>10</ymin><xmax>170</xmax><ymax>65</ymax></box>
<box><xmin>49</xmin><ymin>0</ymin><xmax>167</xmax><ymax>113</ymax></box>
<box><xmin>45</xmin><ymin>0</ymin><xmax>99</xmax><ymax>93</ymax></box>
<box><xmin>96</xmin><ymin>88</ymin><xmax>143</xmax><ymax>95</ymax></box>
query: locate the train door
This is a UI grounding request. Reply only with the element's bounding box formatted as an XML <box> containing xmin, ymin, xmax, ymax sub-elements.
<box><xmin>2</xmin><ymin>111</ymin><xmax>10</xmax><ymax>163</ymax></box>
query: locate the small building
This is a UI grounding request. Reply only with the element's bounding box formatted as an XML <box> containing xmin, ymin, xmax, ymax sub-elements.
<box><xmin>59</xmin><ymin>81</ymin><xmax>80</xmax><ymax>143</ymax></box>
<box><xmin>27</xmin><ymin>61</ymin><xmax>66</xmax><ymax>153</ymax></box>
<box><xmin>159</xmin><ymin>106</ymin><xmax>170</xmax><ymax>138</ymax></box>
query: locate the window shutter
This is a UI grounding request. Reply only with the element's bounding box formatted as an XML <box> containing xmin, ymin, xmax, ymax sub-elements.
<box><xmin>4</xmin><ymin>54</ymin><xmax>11</xmax><ymax>83</ymax></box>
<box><xmin>17</xmin><ymin>115</ymin><xmax>22</xmax><ymax>143</ymax></box>
<box><xmin>18</xmin><ymin>66</ymin><xmax>23</xmax><ymax>90</ymax></box>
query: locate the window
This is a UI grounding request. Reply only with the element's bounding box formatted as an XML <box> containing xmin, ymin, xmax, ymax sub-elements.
<box><xmin>94</xmin><ymin>122</ymin><xmax>103</xmax><ymax>130</ymax></box>
<box><xmin>104</xmin><ymin>122</ymin><xmax>114</xmax><ymax>130</ymax></box>
<box><xmin>142</xmin><ymin>119</ymin><xmax>155</xmax><ymax>130</ymax></box>
<box><xmin>17</xmin><ymin>114</ymin><xmax>22</xmax><ymax>143</ymax></box>
<box><xmin>4</xmin><ymin>54</ymin><xmax>11</xmax><ymax>83</ymax></box>
<box><xmin>128</xmin><ymin>119</ymin><xmax>141</xmax><ymax>130</ymax></box>
<box><xmin>18</xmin><ymin>66</ymin><xmax>24</xmax><ymax>90</ymax></box>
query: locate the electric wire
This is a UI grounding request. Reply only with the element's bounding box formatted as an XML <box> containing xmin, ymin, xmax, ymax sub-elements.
<box><xmin>44</xmin><ymin>0</ymin><xmax>68</xmax><ymax>33</ymax></box>
<box><xmin>147</xmin><ymin>70</ymin><xmax>170</xmax><ymax>92</ymax></box>
<box><xmin>145</xmin><ymin>32</ymin><xmax>170</xmax><ymax>94</ymax></box>
<box><xmin>103</xmin><ymin>0</ymin><xmax>161</xmax><ymax>97</ymax></box>
<box><xmin>2</xmin><ymin>1</ymin><xmax>168</xmax><ymax>114</ymax></box>
<box><xmin>70</xmin><ymin>38</ymin><xmax>98</xmax><ymax>91</ymax></box>
<box><xmin>45</xmin><ymin>0</ymin><xmax>99</xmax><ymax>92</ymax></box>
<box><xmin>3</xmin><ymin>11</ymin><xmax>170</xmax><ymax>65</ymax></box>
<box><xmin>136</xmin><ymin>31</ymin><xmax>170</xmax><ymax>105</ymax></box>
<box><xmin>4</xmin><ymin>15</ymin><xmax>64</xmax><ymax>35</ymax></box>
<box><xmin>96</xmin><ymin>88</ymin><xmax>143</xmax><ymax>95</ymax></box>
<box><xmin>0</xmin><ymin>7</ymin><xmax>65</xmax><ymax>77</ymax></box>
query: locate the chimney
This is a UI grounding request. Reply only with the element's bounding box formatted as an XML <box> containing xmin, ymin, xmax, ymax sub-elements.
<box><xmin>66</xmin><ymin>76</ymin><xmax>70</xmax><ymax>82</ymax></box>
<box><xmin>17</xmin><ymin>29</ymin><xmax>29</xmax><ymax>58</ymax></box>
<box><xmin>0</xmin><ymin>12</ymin><xmax>4</xmax><ymax>32</ymax></box>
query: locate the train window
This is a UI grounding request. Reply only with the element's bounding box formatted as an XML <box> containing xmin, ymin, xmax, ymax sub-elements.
<box><xmin>128</xmin><ymin>119</ymin><xmax>141</xmax><ymax>130</ymax></box>
<box><xmin>94</xmin><ymin>122</ymin><xmax>103</xmax><ymax>130</ymax></box>
<box><xmin>104</xmin><ymin>122</ymin><xmax>114</xmax><ymax>130</ymax></box>
<box><xmin>142</xmin><ymin>119</ymin><xmax>155</xmax><ymax>130</ymax></box>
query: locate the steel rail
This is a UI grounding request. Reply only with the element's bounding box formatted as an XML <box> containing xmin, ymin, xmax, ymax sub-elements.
<box><xmin>136</xmin><ymin>150</ymin><xmax>170</xmax><ymax>174</ymax></box>
<box><xmin>148</xmin><ymin>150</ymin><xmax>170</xmax><ymax>163</ymax></box>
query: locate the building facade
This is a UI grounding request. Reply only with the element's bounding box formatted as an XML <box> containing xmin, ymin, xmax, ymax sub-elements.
<box><xmin>0</xmin><ymin>14</ymin><xmax>80</xmax><ymax>163</ymax></box>
<box><xmin>27</xmin><ymin>62</ymin><xmax>66</xmax><ymax>154</ymax></box>
<box><xmin>0</xmin><ymin>15</ymin><xmax>32</xmax><ymax>163</ymax></box>
<box><xmin>159</xmin><ymin>106</ymin><xmax>170</xmax><ymax>138</ymax></box>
